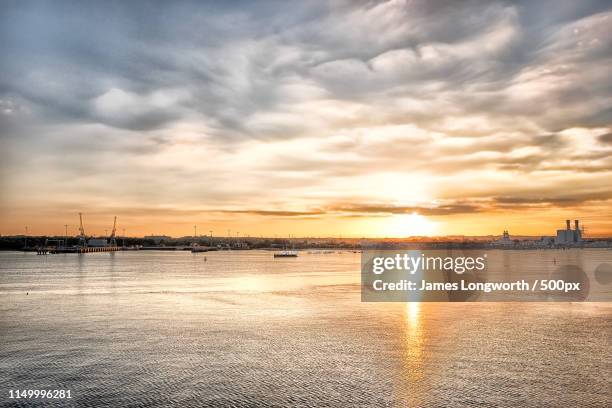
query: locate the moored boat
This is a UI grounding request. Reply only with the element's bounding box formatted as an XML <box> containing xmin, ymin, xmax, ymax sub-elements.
<box><xmin>273</xmin><ymin>250</ymin><xmax>298</xmax><ymax>258</ymax></box>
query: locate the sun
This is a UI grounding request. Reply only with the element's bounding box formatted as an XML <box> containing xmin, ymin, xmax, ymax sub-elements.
<box><xmin>385</xmin><ymin>213</ymin><xmax>437</xmax><ymax>237</ymax></box>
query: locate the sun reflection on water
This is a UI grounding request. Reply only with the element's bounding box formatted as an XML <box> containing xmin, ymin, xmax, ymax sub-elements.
<box><xmin>406</xmin><ymin>302</ymin><xmax>421</xmax><ymax>327</ymax></box>
<box><xmin>401</xmin><ymin>302</ymin><xmax>426</xmax><ymax>406</ymax></box>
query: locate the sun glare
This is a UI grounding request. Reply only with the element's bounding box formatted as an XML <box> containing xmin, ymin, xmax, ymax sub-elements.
<box><xmin>385</xmin><ymin>213</ymin><xmax>437</xmax><ymax>237</ymax></box>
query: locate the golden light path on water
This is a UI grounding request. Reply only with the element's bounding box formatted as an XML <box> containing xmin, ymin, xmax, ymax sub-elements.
<box><xmin>402</xmin><ymin>302</ymin><xmax>426</xmax><ymax>406</ymax></box>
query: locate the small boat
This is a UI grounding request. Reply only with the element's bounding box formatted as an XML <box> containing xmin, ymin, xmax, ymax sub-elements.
<box><xmin>273</xmin><ymin>250</ymin><xmax>298</xmax><ymax>258</ymax></box>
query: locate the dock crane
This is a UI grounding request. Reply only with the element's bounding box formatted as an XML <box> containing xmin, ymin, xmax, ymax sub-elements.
<box><xmin>109</xmin><ymin>216</ymin><xmax>117</xmax><ymax>247</ymax></box>
<box><xmin>78</xmin><ymin>212</ymin><xmax>87</xmax><ymax>248</ymax></box>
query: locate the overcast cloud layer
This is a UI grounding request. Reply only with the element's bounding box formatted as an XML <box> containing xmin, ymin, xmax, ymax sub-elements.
<box><xmin>1</xmin><ymin>0</ymin><xmax>611</xmax><ymax>236</ymax></box>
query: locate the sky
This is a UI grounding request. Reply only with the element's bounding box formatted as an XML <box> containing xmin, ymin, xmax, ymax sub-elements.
<box><xmin>1</xmin><ymin>0</ymin><xmax>611</xmax><ymax>238</ymax></box>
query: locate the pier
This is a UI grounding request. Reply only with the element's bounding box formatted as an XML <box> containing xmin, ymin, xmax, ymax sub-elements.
<box><xmin>36</xmin><ymin>246</ymin><xmax>121</xmax><ymax>255</ymax></box>
<box><xmin>35</xmin><ymin>213</ymin><xmax>123</xmax><ymax>255</ymax></box>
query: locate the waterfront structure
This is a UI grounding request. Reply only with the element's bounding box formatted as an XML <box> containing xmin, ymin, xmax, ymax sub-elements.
<box><xmin>539</xmin><ymin>236</ymin><xmax>555</xmax><ymax>247</ymax></box>
<box><xmin>78</xmin><ymin>212</ymin><xmax>87</xmax><ymax>247</ymax></box>
<box><xmin>495</xmin><ymin>230</ymin><xmax>513</xmax><ymax>246</ymax></box>
<box><xmin>35</xmin><ymin>213</ymin><xmax>121</xmax><ymax>254</ymax></box>
<box><xmin>555</xmin><ymin>220</ymin><xmax>582</xmax><ymax>244</ymax></box>
<box><xmin>87</xmin><ymin>238</ymin><xmax>109</xmax><ymax>247</ymax></box>
<box><xmin>109</xmin><ymin>216</ymin><xmax>117</xmax><ymax>247</ymax></box>
<box><xmin>144</xmin><ymin>235</ymin><xmax>172</xmax><ymax>244</ymax></box>
<box><xmin>274</xmin><ymin>250</ymin><xmax>298</xmax><ymax>257</ymax></box>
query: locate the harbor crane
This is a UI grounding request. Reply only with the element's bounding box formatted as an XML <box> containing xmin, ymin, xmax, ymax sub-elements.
<box><xmin>109</xmin><ymin>216</ymin><xmax>117</xmax><ymax>247</ymax></box>
<box><xmin>78</xmin><ymin>212</ymin><xmax>87</xmax><ymax>248</ymax></box>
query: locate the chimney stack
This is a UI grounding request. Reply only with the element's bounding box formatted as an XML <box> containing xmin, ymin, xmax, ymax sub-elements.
<box><xmin>575</xmin><ymin>220</ymin><xmax>579</xmax><ymax>230</ymax></box>
<box><xmin>566</xmin><ymin>220</ymin><xmax>571</xmax><ymax>230</ymax></box>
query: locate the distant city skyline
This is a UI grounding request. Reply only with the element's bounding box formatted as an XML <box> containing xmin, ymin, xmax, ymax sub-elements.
<box><xmin>1</xmin><ymin>1</ymin><xmax>611</xmax><ymax>237</ymax></box>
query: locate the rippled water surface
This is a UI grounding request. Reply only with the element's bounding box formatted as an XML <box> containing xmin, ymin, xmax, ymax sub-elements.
<box><xmin>1</xmin><ymin>250</ymin><xmax>610</xmax><ymax>407</ymax></box>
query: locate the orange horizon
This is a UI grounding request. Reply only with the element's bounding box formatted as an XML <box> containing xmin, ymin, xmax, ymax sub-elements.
<box><xmin>1</xmin><ymin>2</ymin><xmax>611</xmax><ymax>240</ymax></box>
<box><xmin>2</xmin><ymin>209</ymin><xmax>611</xmax><ymax>239</ymax></box>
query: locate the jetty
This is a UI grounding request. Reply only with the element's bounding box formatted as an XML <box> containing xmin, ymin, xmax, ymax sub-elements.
<box><xmin>36</xmin><ymin>213</ymin><xmax>122</xmax><ymax>255</ymax></box>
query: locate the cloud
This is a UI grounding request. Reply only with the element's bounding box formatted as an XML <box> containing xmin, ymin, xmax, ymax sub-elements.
<box><xmin>326</xmin><ymin>203</ymin><xmax>483</xmax><ymax>216</ymax></box>
<box><xmin>494</xmin><ymin>192</ymin><xmax>612</xmax><ymax>207</ymax></box>
<box><xmin>0</xmin><ymin>0</ymin><xmax>611</xmax><ymax>235</ymax></box>
<box><xmin>218</xmin><ymin>209</ymin><xmax>325</xmax><ymax>218</ymax></box>
<box><xmin>598</xmin><ymin>133</ymin><xmax>612</xmax><ymax>144</ymax></box>
<box><xmin>2</xmin><ymin>1</ymin><xmax>611</xmax><ymax>137</ymax></box>
<box><xmin>91</xmin><ymin>88</ymin><xmax>184</xmax><ymax>131</ymax></box>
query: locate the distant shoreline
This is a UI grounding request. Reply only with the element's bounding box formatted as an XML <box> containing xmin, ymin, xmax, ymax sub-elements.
<box><xmin>3</xmin><ymin>232</ymin><xmax>612</xmax><ymax>252</ymax></box>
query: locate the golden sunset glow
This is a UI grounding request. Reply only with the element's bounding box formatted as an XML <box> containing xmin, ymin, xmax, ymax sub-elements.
<box><xmin>385</xmin><ymin>214</ymin><xmax>438</xmax><ymax>237</ymax></box>
<box><xmin>1</xmin><ymin>1</ymin><xmax>611</xmax><ymax>237</ymax></box>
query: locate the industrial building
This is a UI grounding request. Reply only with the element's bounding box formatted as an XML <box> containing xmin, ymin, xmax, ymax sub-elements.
<box><xmin>555</xmin><ymin>220</ymin><xmax>582</xmax><ymax>245</ymax></box>
<box><xmin>87</xmin><ymin>238</ymin><xmax>109</xmax><ymax>247</ymax></box>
